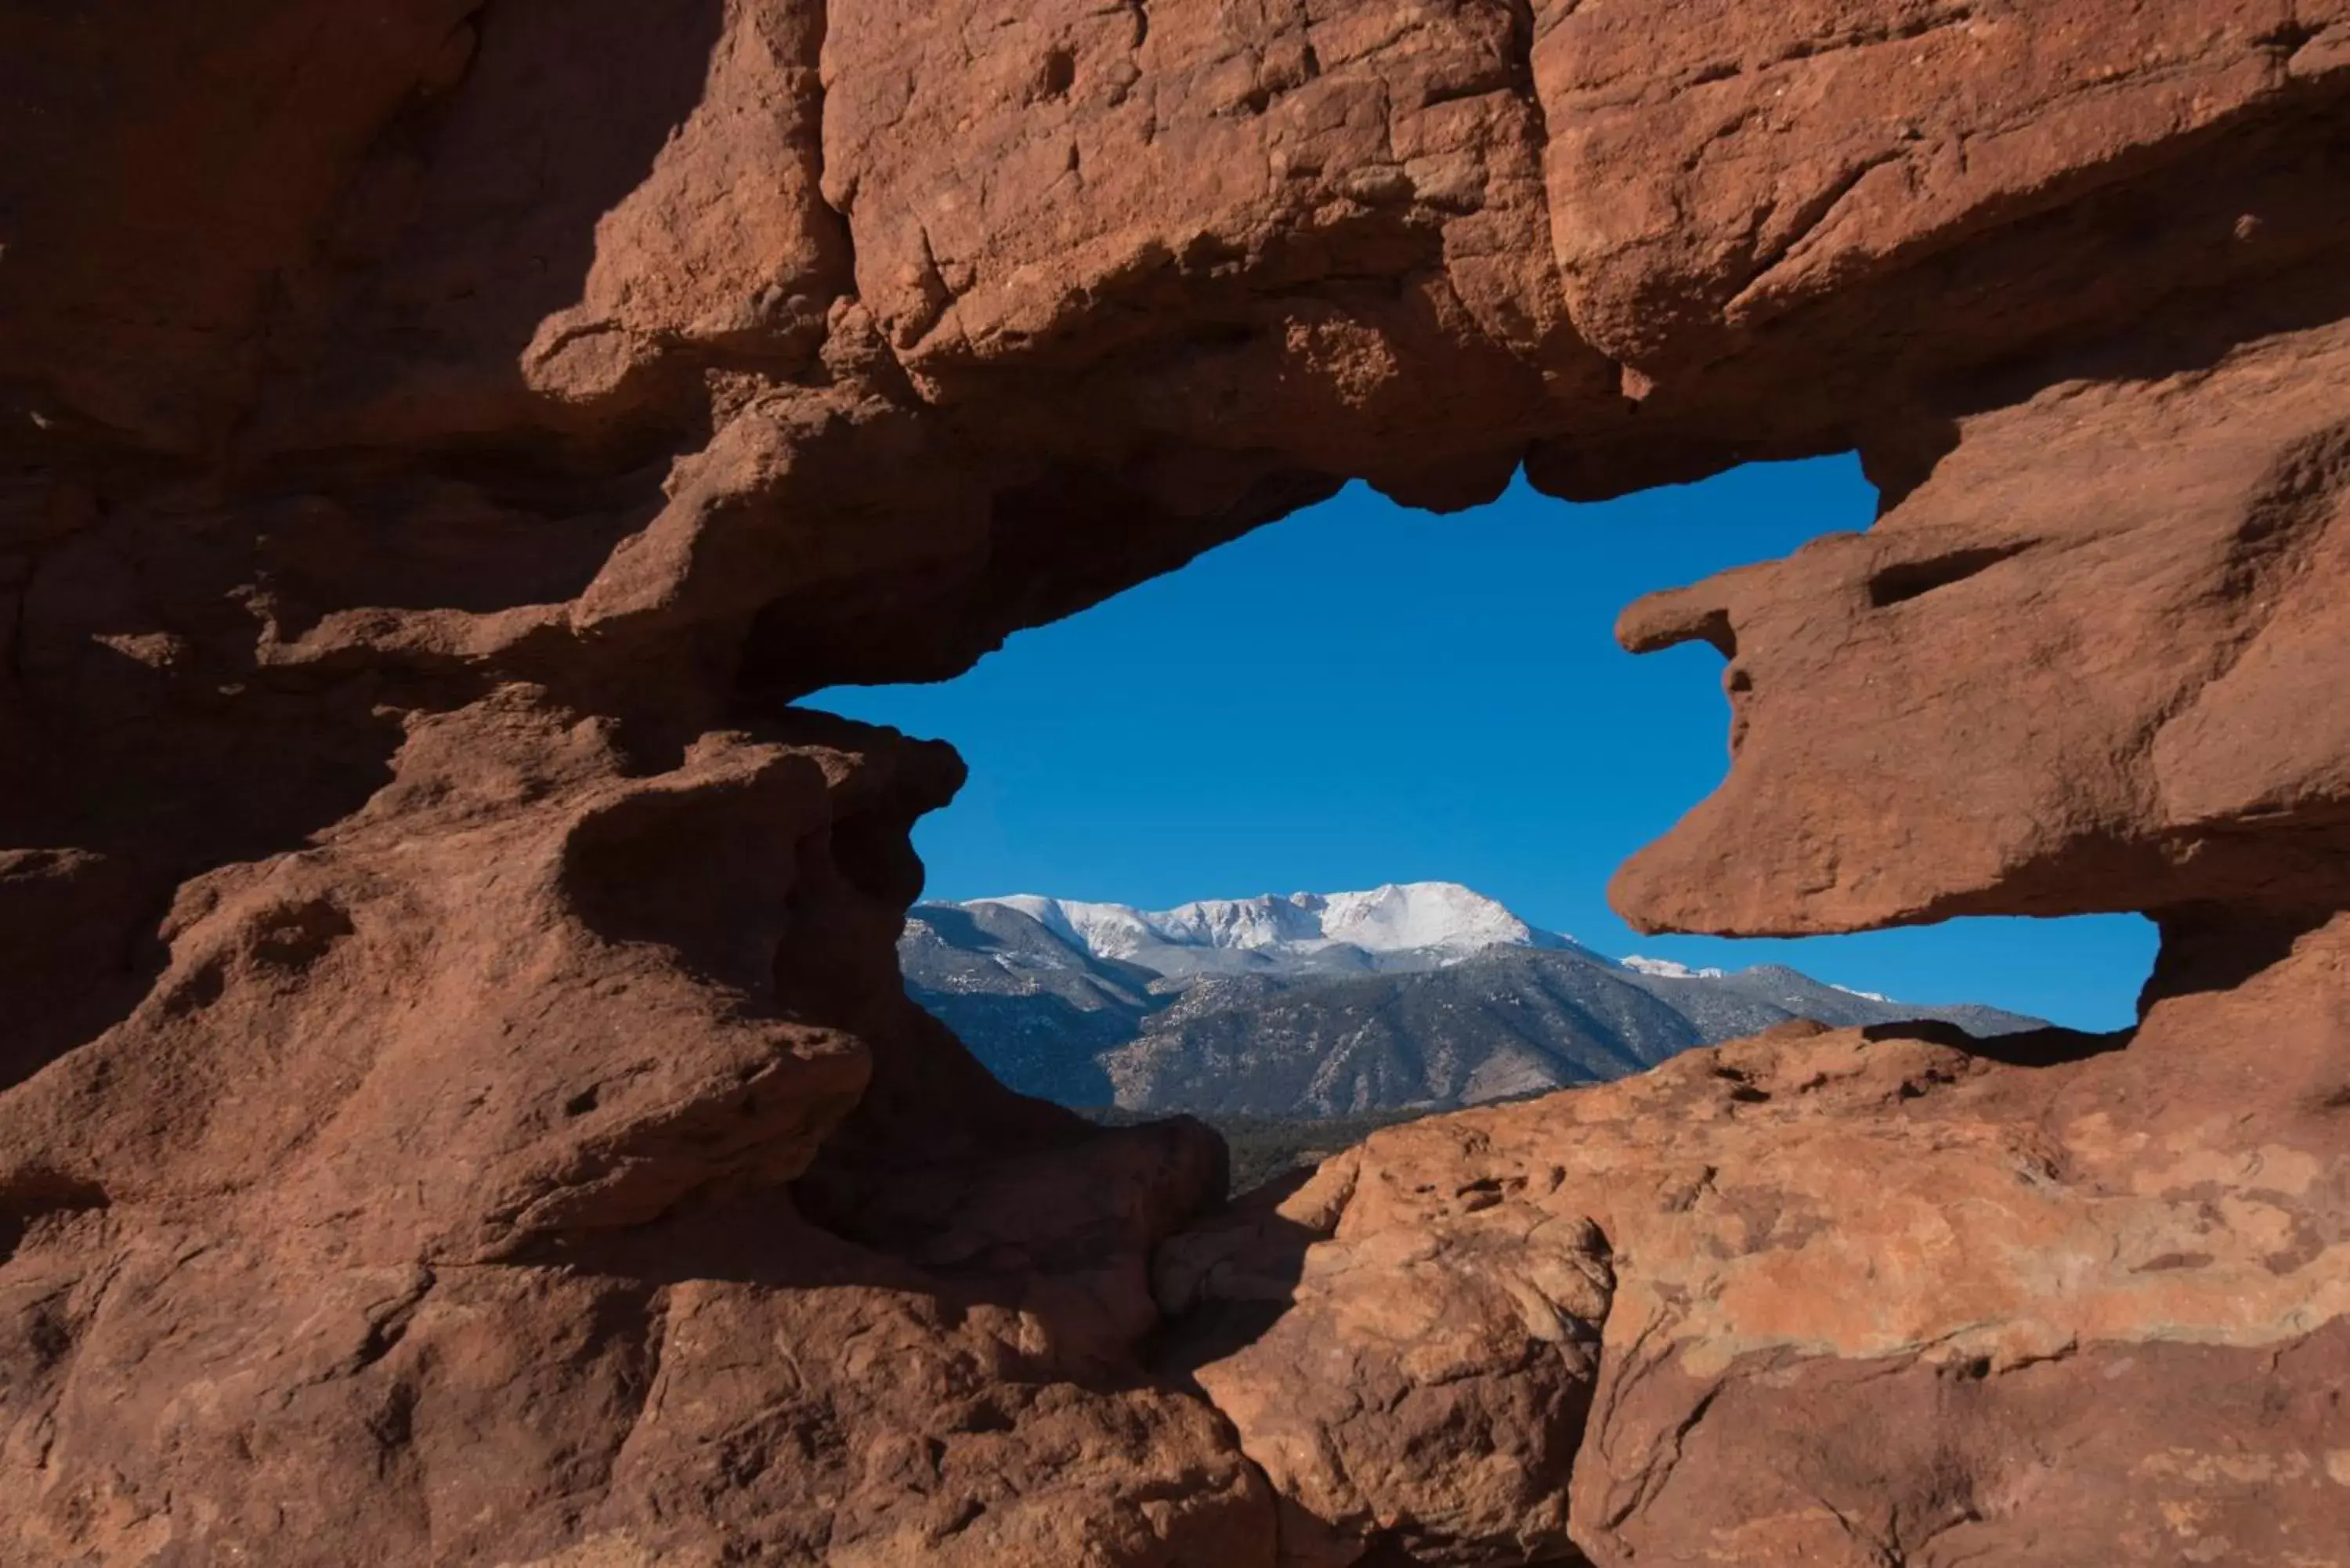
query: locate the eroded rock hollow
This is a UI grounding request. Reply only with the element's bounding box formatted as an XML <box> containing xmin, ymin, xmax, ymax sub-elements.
<box><xmin>2</xmin><ymin>0</ymin><xmax>2347</xmax><ymax>1563</ymax></box>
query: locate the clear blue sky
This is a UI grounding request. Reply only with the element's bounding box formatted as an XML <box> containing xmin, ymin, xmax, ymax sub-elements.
<box><xmin>810</xmin><ymin>457</ymin><xmax>2155</xmax><ymax>1030</ymax></box>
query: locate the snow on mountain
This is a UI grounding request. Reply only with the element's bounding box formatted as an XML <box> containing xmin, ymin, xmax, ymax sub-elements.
<box><xmin>1315</xmin><ymin>882</ymin><xmax>1558</xmax><ymax>954</ymax></box>
<box><xmin>1620</xmin><ymin>955</ymin><xmax>1726</xmax><ymax>980</ymax></box>
<box><xmin>961</xmin><ymin>882</ymin><xmax>1575</xmax><ymax>966</ymax></box>
<box><xmin>972</xmin><ymin>894</ymin><xmax>1170</xmax><ymax>959</ymax></box>
<box><xmin>906</xmin><ymin>882</ymin><xmax>2052</xmax><ymax>1116</ymax></box>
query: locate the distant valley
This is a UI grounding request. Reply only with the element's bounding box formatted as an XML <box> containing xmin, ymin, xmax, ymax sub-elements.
<box><xmin>899</xmin><ymin>883</ymin><xmax>2043</xmax><ymax>1118</ymax></box>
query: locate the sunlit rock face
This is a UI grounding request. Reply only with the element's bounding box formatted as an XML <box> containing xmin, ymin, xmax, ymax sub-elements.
<box><xmin>1176</xmin><ymin>948</ymin><xmax>2350</xmax><ymax>1567</ymax></box>
<box><xmin>2</xmin><ymin>1</ymin><xmax>2348</xmax><ymax>1563</ymax></box>
<box><xmin>1614</xmin><ymin>316</ymin><xmax>2350</xmax><ymax>938</ymax></box>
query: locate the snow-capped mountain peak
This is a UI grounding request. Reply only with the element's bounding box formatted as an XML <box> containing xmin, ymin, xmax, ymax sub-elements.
<box><xmin>960</xmin><ymin>881</ymin><xmax>1572</xmax><ymax>969</ymax></box>
<box><xmin>902</xmin><ymin>887</ymin><xmax>2050</xmax><ymax>1118</ymax></box>
<box><xmin>1311</xmin><ymin>882</ymin><xmax>1545</xmax><ymax>954</ymax></box>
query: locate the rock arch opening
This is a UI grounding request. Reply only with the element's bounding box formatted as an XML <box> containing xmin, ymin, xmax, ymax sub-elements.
<box><xmin>816</xmin><ymin>457</ymin><xmax>2160</xmax><ymax>1133</ymax></box>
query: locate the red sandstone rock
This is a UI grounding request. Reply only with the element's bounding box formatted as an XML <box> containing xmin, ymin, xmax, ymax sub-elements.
<box><xmin>1536</xmin><ymin>0</ymin><xmax>2350</xmax><ymax>377</ymax></box>
<box><xmin>0</xmin><ymin>700</ymin><xmax>1271</xmax><ymax>1564</ymax></box>
<box><xmin>1175</xmin><ymin>922</ymin><xmax>2350</xmax><ymax>1563</ymax></box>
<box><xmin>1160</xmin><ymin>1152</ymin><xmax>1607</xmax><ymax>1566</ymax></box>
<box><xmin>1</xmin><ymin>1</ymin><xmax>2348</xmax><ymax>1563</ymax></box>
<box><xmin>1612</xmin><ymin>317</ymin><xmax>2350</xmax><ymax>935</ymax></box>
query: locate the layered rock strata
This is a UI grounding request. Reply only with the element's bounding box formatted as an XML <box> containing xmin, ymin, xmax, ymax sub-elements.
<box><xmin>2</xmin><ymin>0</ymin><xmax>2348</xmax><ymax>1563</ymax></box>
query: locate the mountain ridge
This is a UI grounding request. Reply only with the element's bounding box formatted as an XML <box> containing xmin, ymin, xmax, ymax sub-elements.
<box><xmin>960</xmin><ymin>880</ymin><xmax>1585</xmax><ymax>980</ymax></box>
<box><xmin>902</xmin><ymin>882</ymin><xmax>2045</xmax><ymax>1116</ymax></box>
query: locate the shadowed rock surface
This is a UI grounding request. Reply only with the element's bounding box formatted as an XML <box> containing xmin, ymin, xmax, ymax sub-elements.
<box><xmin>2</xmin><ymin>1</ymin><xmax>2348</xmax><ymax>1563</ymax></box>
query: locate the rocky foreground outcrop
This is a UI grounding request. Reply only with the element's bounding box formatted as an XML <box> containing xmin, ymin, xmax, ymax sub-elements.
<box><xmin>2</xmin><ymin>1</ymin><xmax>2349</xmax><ymax>1563</ymax></box>
<box><xmin>1166</xmin><ymin>938</ymin><xmax>2350</xmax><ymax>1564</ymax></box>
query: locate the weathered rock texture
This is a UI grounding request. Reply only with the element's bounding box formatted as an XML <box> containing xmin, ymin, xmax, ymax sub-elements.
<box><xmin>1176</xmin><ymin>946</ymin><xmax>2350</xmax><ymax>1564</ymax></box>
<box><xmin>2</xmin><ymin>0</ymin><xmax>2349</xmax><ymax>1563</ymax></box>
<box><xmin>1616</xmin><ymin>315</ymin><xmax>2350</xmax><ymax>934</ymax></box>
